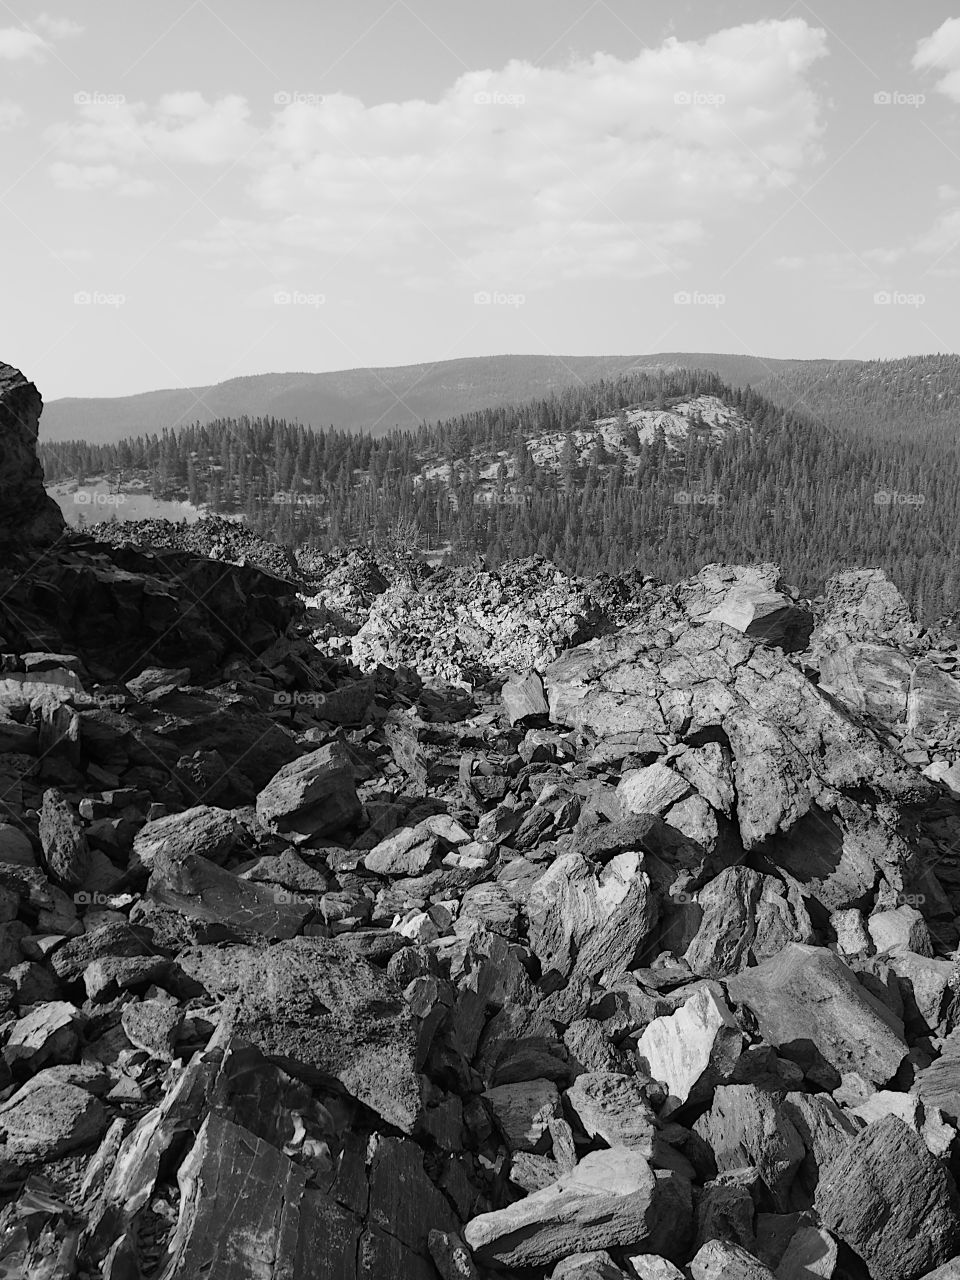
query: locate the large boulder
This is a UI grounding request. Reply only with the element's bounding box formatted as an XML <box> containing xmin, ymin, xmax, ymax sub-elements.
<box><xmin>177</xmin><ymin>937</ymin><xmax>421</xmax><ymax>1133</ymax></box>
<box><xmin>255</xmin><ymin>743</ymin><xmax>360</xmax><ymax>841</ymax></box>
<box><xmin>815</xmin><ymin>1115</ymin><xmax>960</xmax><ymax>1280</ymax></box>
<box><xmin>0</xmin><ymin>364</ymin><xmax>65</xmax><ymax>545</ymax></box>
<box><xmin>725</xmin><ymin>943</ymin><xmax>907</xmax><ymax>1088</ymax></box>
<box><xmin>463</xmin><ymin>1147</ymin><xmax>689</xmax><ymax>1268</ymax></box>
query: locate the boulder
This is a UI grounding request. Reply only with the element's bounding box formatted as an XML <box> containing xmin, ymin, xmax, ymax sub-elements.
<box><xmin>0</xmin><ymin>1078</ymin><xmax>107</xmax><ymax>1173</ymax></box>
<box><xmin>132</xmin><ymin>804</ymin><xmax>241</xmax><ymax>869</ymax></box>
<box><xmin>815</xmin><ymin>1115</ymin><xmax>960</xmax><ymax>1280</ymax></box>
<box><xmin>684</xmin><ymin>868</ymin><xmax>813</xmax><ymax>978</ymax></box>
<box><xmin>483</xmin><ymin>1079</ymin><xmax>560</xmax><ymax>1153</ymax></box>
<box><xmin>256</xmin><ymin>743</ymin><xmax>360</xmax><ymax>841</ymax></box>
<box><xmin>502</xmin><ymin>670</ymin><xmax>550</xmax><ymax>724</ymax></box>
<box><xmin>693</xmin><ymin>1085</ymin><xmax>805</xmax><ymax>1211</ymax></box>
<box><xmin>564</xmin><ymin>1072</ymin><xmax>657</xmax><ymax>1154</ymax></box>
<box><xmin>179</xmin><ymin>937</ymin><xmax>421</xmax><ymax>1132</ymax></box>
<box><xmin>689</xmin><ymin>1240</ymin><xmax>776</xmax><ymax>1279</ymax></box>
<box><xmin>463</xmin><ymin>1147</ymin><xmax>687</xmax><ymax>1268</ymax></box>
<box><xmin>636</xmin><ymin>984</ymin><xmax>743</xmax><ymax>1115</ymax></box>
<box><xmin>725</xmin><ymin>944</ymin><xmax>908</xmax><ymax>1088</ymax></box>
<box><xmin>0</xmin><ymin>364</ymin><xmax>65</xmax><ymax>545</ymax></box>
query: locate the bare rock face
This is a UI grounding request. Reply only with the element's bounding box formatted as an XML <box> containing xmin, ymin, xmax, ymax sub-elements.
<box><xmin>815</xmin><ymin>1114</ymin><xmax>960</xmax><ymax>1280</ymax></box>
<box><xmin>681</xmin><ymin>563</ymin><xmax>812</xmax><ymax>652</ymax></box>
<box><xmin>0</xmin><ymin>364</ymin><xmax>65</xmax><ymax>545</ymax></box>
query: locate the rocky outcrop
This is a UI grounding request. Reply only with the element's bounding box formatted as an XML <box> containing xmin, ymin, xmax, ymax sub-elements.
<box><xmin>8</xmin><ymin>393</ymin><xmax>960</xmax><ymax>1280</ymax></box>
<box><xmin>0</xmin><ymin>364</ymin><xmax>65</xmax><ymax>545</ymax></box>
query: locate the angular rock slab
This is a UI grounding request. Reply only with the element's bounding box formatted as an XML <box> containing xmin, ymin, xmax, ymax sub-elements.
<box><xmin>132</xmin><ymin>804</ymin><xmax>241</xmax><ymax>869</ymax></box>
<box><xmin>815</xmin><ymin>1114</ymin><xmax>960</xmax><ymax>1280</ymax></box>
<box><xmin>463</xmin><ymin>1147</ymin><xmax>678</xmax><ymax>1268</ymax></box>
<box><xmin>692</xmin><ymin>1085</ymin><xmax>804</xmax><ymax>1211</ymax></box>
<box><xmin>161</xmin><ymin>1111</ymin><xmax>360</xmax><ymax>1280</ymax></box>
<box><xmin>256</xmin><ymin>743</ymin><xmax>360</xmax><ymax>840</ymax></box>
<box><xmin>636</xmin><ymin>984</ymin><xmax>743</xmax><ymax>1115</ymax></box>
<box><xmin>689</xmin><ymin>1240</ymin><xmax>775</xmax><ymax>1279</ymax></box>
<box><xmin>725</xmin><ymin>943</ymin><xmax>907</xmax><ymax>1088</ymax></box>
<box><xmin>179</xmin><ymin>937</ymin><xmax>421</xmax><ymax>1133</ymax></box>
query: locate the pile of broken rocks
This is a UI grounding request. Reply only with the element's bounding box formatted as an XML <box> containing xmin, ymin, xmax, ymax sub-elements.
<box><xmin>7</xmin><ymin>379</ymin><xmax>960</xmax><ymax>1277</ymax></box>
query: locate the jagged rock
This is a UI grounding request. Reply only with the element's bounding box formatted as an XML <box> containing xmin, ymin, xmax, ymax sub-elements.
<box><xmin>681</xmin><ymin>564</ymin><xmax>811</xmax><ymax>651</ymax></box>
<box><xmin>38</xmin><ymin>787</ymin><xmax>95</xmax><ymax>889</ymax></box>
<box><xmin>617</xmin><ymin>764</ymin><xmax>690</xmax><ymax>817</ymax></box>
<box><xmin>3</xmin><ymin>1000</ymin><xmax>79</xmax><ymax>1069</ymax></box>
<box><xmin>364</xmin><ymin>820</ymin><xmax>444</xmax><ymax>876</ymax></box>
<box><xmin>428</xmin><ymin>1230</ymin><xmax>481</xmax><ymax>1280</ymax></box>
<box><xmin>550</xmin><ymin>1253</ymin><xmax>631</xmax><ymax>1279</ymax></box>
<box><xmin>146</xmin><ymin>849</ymin><xmax>315</xmax><ymax>939</ymax></box>
<box><xmin>725</xmin><ymin>943</ymin><xmax>908</xmax><ymax>1088</ymax></box>
<box><xmin>131</xmin><ymin>804</ymin><xmax>241</xmax><ymax>869</ymax></box>
<box><xmin>564</xmin><ymin>1072</ymin><xmax>657</xmax><ymax>1155</ymax></box>
<box><xmin>774</xmin><ymin>1222</ymin><xmax>837</xmax><ymax>1280</ymax></box>
<box><xmin>0</xmin><ymin>1079</ymin><xmax>107</xmax><ymax>1174</ymax></box>
<box><xmin>160</xmin><ymin>1110</ymin><xmax>360</xmax><ymax>1280</ymax></box>
<box><xmin>815</xmin><ymin>1115</ymin><xmax>960</xmax><ymax>1280</ymax></box>
<box><xmin>502</xmin><ymin>670</ymin><xmax>550</xmax><ymax>724</ymax></box>
<box><xmin>256</xmin><ymin>743</ymin><xmax>360</xmax><ymax>841</ymax></box>
<box><xmin>684</xmin><ymin>867</ymin><xmax>814</xmax><ymax>978</ymax></box>
<box><xmin>526</xmin><ymin>850</ymin><xmax>656</xmax><ymax>985</ymax></box>
<box><xmin>780</xmin><ymin>1091</ymin><xmax>859</xmax><ymax>1197</ymax></box>
<box><xmin>636</xmin><ymin>984</ymin><xmax>743</xmax><ymax>1115</ymax></box>
<box><xmin>179</xmin><ymin>937</ymin><xmax>421</xmax><ymax>1132</ymax></box>
<box><xmin>121</xmin><ymin>996</ymin><xmax>182</xmax><ymax>1059</ymax></box>
<box><xmin>693</xmin><ymin>1085</ymin><xmax>805</xmax><ymax>1211</ymax></box>
<box><xmin>814</xmin><ymin>568</ymin><xmax>919</xmax><ymax>647</ymax></box>
<box><xmin>868</xmin><ymin>903</ymin><xmax>934</xmax><ymax>955</ymax></box>
<box><xmin>0</xmin><ymin>364</ymin><xmax>65</xmax><ymax>544</ymax></box>
<box><xmin>483</xmin><ymin>1079</ymin><xmax>560</xmax><ymax>1153</ymax></box>
<box><xmin>689</xmin><ymin>1240</ymin><xmax>776</xmax><ymax>1279</ymax></box>
<box><xmin>624</xmin><ymin>1258</ymin><xmax>685</xmax><ymax>1280</ymax></box>
<box><xmin>463</xmin><ymin>1147</ymin><xmax>687</xmax><ymax>1268</ymax></box>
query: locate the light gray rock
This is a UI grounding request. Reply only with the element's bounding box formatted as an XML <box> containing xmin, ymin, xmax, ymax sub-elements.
<box><xmin>684</xmin><ymin>867</ymin><xmax>813</xmax><ymax>978</ymax></box>
<box><xmin>868</xmin><ymin>905</ymin><xmax>933</xmax><ymax>957</ymax></box>
<box><xmin>636</xmin><ymin>984</ymin><xmax>743</xmax><ymax>1115</ymax></box>
<box><xmin>690</xmin><ymin>1240</ymin><xmax>776</xmax><ymax>1280</ymax></box>
<box><xmin>502</xmin><ymin>670</ymin><xmax>550</xmax><ymax>724</ymax></box>
<box><xmin>617</xmin><ymin>764</ymin><xmax>690</xmax><ymax>817</ymax></box>
<box><xmin>0</xmin><ymin>1079</ymin><xmax>107</xmax><ymax>1173</ymax></box>
<box><xmin>564</xmin><ymin>1073</ymin><xmax>657</xmax><ymax>1155</ymax></box>
<box><xmin>463</xmin><ymin>1147</ymin><xmax>685</xmax><ymax>1268</ymax></box>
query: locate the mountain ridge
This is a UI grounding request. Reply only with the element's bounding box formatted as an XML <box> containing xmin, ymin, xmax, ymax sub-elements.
<box><xmin>40</xmin><ymin>352</ymin><xmax>839</xmax><ymax>444</ymax></box>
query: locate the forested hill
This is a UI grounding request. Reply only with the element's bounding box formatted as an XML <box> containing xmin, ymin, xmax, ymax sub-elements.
<box><xmin>41</xmin><ymin>361</ymin><xmax>960</xmax><ymax>620</ymax></box>
<box><xmin>39</xmin><ymin>352</ymin><xmax>811</xmax><ymax>444</ymax></box>
<box><xmin>757</xmin><ymin>354</ymin><xmax>960</xmax><ymax>442</ymax></box>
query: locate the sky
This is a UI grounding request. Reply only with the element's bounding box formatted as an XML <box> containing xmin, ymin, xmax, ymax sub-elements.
<box><xmin>2</xmin><ymin>0</ymin><xmax>960</xmax><ymax>399</ymax></box>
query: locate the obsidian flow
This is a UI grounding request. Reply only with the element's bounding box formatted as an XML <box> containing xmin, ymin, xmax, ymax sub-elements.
<box><xmin>3</xmin><ymin>360</ymin><xmax>960</xmax><ymax>1279</ymax></box>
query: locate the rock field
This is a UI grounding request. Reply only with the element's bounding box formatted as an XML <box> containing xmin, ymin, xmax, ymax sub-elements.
<box><xmin>5</xmin><ymin>363</ymin><xmax>960</xmax><ymax>1278</ymax></box>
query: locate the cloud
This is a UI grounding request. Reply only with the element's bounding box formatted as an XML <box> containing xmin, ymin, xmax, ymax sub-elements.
<box><xmin>0</xmin><ymin>27</ymin><xmax>47</xmax><ymax>60</ymax></box>
<box><xmin>48</xmin><ymin>161</ymin><xmax>156</xmax><ymax>197</ymax></box>
<box><xmin>774</xmin><ymin>248</ymin><xmax>903</xmax><ymax>290</ymax></box>
<box><xmin>0</xmin><ymin>100</ymin><xmax>24</xmax><ymax>130</ymax></box>
<box><xmin>914</xmin><ymin>207</ymin><xmax>960</xmax><ymax>257</ymax></box>
<box><xmin>34</xmin><ymin>14</ymin><xmax>83</xmax><ymax>39</ymax></box>
<box><xmin>46</xmin><ymin>19</ymin><xmax>829</xmax><ymax>285</ymax></box>
<box><xmin>914</xmin><ymin>19</ymin><xmax>960</xmax><ymax>102</ymax></box>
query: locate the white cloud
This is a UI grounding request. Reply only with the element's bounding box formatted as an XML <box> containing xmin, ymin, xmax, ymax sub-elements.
<box><xmin>0</xmin><ymin>27</ymin><xmax>47</xmax><ymax>60</ymax></box>
<box><xmin>915</xmin><ymin>207</ymin><xmax>960</xmax><ymax>257</ymax></box>
<box><xmin>48</xmin><ymin>161</ymin><xmax>157</xmax><ymax>197</ymax></box>
<box><xmin>46</xmin><ymin>19</ymin><xmax>829</xmax><ymax>284</ymax></box>
<box><xmin>34</xmin><ymin>14</ymin><xmax>83</xmax><ymax>39</ymax></box>
<box><xmin>914</xmin><ymin>19</ymin><xmax>960</xmax><ymax>102</ymax></box>
<box><xmin>0</xmin><ymin>100</ymin><xmax>24</xmax><ymax>129</ymax></box>
<box><xmin>774</xmin><ymin>248</ymin><xmax>903</xmax><ymax>290</ymax></box>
